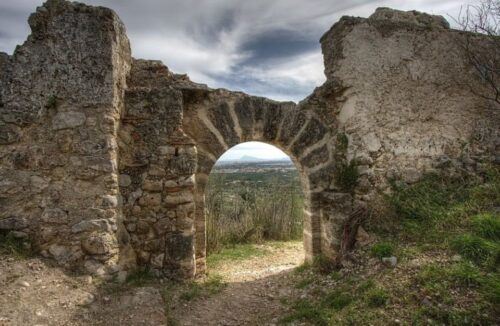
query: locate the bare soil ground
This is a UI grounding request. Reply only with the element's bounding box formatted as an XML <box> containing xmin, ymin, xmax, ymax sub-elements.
<box><xmin>0</xmin><ymin>241</ymin><xmax>303</xmax><ymax>326</ymax></box>
<box><xmin>169</xmin><ymin>241</ymin><xmax>304</xmax><ymax>325</ymax></box>
<box><xmin>0</xmin><ymin>255</ymin><xmax>166</xmax><ymax>326</ymax></box>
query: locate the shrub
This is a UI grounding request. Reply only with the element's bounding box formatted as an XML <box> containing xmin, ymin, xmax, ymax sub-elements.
<box><xmin>370</xmin><ymin>242</ymin><xmax>394</xmax><ymax>259</ymax></box>
<box><xmin>206</xmin><ymin>172</ymin><xmax>304</xmax><ymax>253</ymax></box>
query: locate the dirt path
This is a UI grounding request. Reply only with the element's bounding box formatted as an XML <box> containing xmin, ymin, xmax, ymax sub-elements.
<box><xmin>0</xmin><ymin>241</ymin><xmax>303</xmax><ymax>325</ymax></box>
<box><xmin>0</xmin><ymin>256</ymin><xmax>166</xmax><ymax>326</ymax></box>
<box><xmin>170</xmin><ymin>241</ymin><xmax>304</xmax><ymax>325</ymax></box>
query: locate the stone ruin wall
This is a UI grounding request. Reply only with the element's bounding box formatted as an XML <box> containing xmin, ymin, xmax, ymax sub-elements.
<box><xmin>0</xmin><ymin>0</ymin><xmax>498</xmax><ymax>279</ymax></box>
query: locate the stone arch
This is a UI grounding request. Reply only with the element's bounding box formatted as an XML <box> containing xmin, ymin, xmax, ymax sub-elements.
<box><xmin>181</xmin><ymin>89</ymin><xmax>335</xmax><ymax>274</ymax></box>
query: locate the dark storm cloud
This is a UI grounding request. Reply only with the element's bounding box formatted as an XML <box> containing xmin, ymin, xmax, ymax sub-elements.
<box><xmin>240</xmin><ymin>29</ymin><xmax>319</xmax><ymax>66</ymax></box>
<box><xmin>0</xmin><ymin>0</ymin><xmax>465</xmax><ymax>101</ymax></box>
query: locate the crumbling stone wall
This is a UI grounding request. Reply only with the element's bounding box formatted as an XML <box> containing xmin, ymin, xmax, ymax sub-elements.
<box><xmin>0</xmin><ymin>0</ymin><xmax>131</xmax><ymax>275</ymax></box>
<box><xmin>0</xmin><ymin>1</ymin><xmax>498</xmax><ymax>279</ymax></box>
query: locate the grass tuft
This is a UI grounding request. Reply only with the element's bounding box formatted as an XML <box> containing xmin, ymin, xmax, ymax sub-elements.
<box><xmin>0</xmin><ymin>231</ymin><xmax>32</xmax><ymax>258</ymax></box>
<box><xmin>180</xmin><ymin>274</ymin><xmax>226</xmax><ymax>301</ymax></box>
<box><xmin>365</xmin><ymin>287</ymin><xmax>389</xmax><ymax>307</ymax></box>
<box><xmin>471</xmin><ymin>213</ymin><xmax>500</xmax><ymax>241</ymax></box>
<box><xmin>370</xmin><ymin>242</ymin><xmax>394</xmax><ymax>259</ymax></box>
<box><xmin>125</xmin><ymin>268</ymin><xmax>155</xmax><ymax>286</ymax></box>
<box><xmin>207</xmin><ymin>243</ymin><xmax>269</xmax><ymax>268</ymax></box>
<box><xmin>451</xmin><ymin>234</ymin><xmax>497</xmax><ymax>266</ymax></box>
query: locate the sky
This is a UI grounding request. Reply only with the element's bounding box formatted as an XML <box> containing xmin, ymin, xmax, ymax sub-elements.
<box><xmin>218</xmin><ymin>142</ymin><xmax>290</xmax><ymax>161</ymax></box>
<box><xmin>0</xmin><ymin>0</ymin><xmax>473</xmax><ymax>161</ymax></box>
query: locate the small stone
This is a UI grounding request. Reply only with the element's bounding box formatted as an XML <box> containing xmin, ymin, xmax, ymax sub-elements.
<box><xmin>101</xmin><ymin>195</ymin><xmax>118</xmax><ymax>208</ymax></box>
<box><xmin>79</xmin><ymin>293</ymin><xmax>95</xmax><ymax>306</ymax></box>
<box><xmin>119</xmin><ymin>174</ymin><xmax>132</xmax><ymax>187</ymax></box>
<box><xmin>84</xmin><ymin>275</ymin><xmax>93</xmax><ymax>285</ymax></box>
<box><xmin>116</xmin><ymin>271</ymin><xmax>127</xmax><ymax>283</ymax></box>
<box><xmin>451</xmin><ymin>254</ymin><xmax>462</xmax><ymax>262</ymax></box>
<box><xmin>81</xmin><ymin>233</ymin><xmax>115</xmax><ymax>255</ymax></box>
<box><xmin>17</xmin><ymin>280</ymin><xmax>30</xmax><ymax>287</ymax></box>
<box><xmin>84</xmin><ymin>260</ymin><xmax>106</xmax><ymax>276</ymax></box>
<box><xmin>158</xmin><ymin>146</ymin><xmax>175</xmax><ymax>156</ymax></box>
<box><xmin>71</xmin><ymin>219</ymin><xmax>111</xmax><ymax>233</ymax></box>
<box><xmin>48</xmin><ymin>244</ymin><xmax>70</xmax><ymax>262</ymax></box>
<box><xmin>382</xmin><ymin>256</ymin><xmax>397</xmax><ymax>267</ymax></box>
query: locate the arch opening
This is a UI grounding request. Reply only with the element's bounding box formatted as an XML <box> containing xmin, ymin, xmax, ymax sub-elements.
<box><xmin>205</xmin><ymin>142</ymin><xmax>305</xmax><ymax>267</ymax></box>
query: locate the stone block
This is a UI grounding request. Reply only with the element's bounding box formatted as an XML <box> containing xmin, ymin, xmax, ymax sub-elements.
<box><xmin>165</xmin><ymin>190</ymin><xmax>193</xmax><ymax>206</ymax></box>
<box><xmin>0</xmin><ymin>216</ymin><xmax>29</xmax><ymax>230</ymax></box>
<box><xmin>41</xmin><ymin>208</ymin><xmax>68</xmax><ymax>225</ymax></box>
<box><xmin>143</xmin><ymin>179</ymin><xmax>163</xmax><ymax>192</ymax></box>
<box><xmin>139</xmin><ymin>193</ymin><xmax>162</xmax><ymax>206</ymax></box>
<box><xmin>81</xmin><ymin>233</ymin><xmax>116</xmax><ymax>255</ymax></box>
<box><xmin>52</xmin><ymin>111</ymin><xmax>86</xmax><ymax>130</ymax></box>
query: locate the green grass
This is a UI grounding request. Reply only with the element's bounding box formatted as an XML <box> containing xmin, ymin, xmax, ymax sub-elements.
<box><xmin>281</xmin><ymin>167</ymin><xmax>500</xmax><ymax>325</ymax></box>
<box><xmin>180</xmin><ymin>274</ymin><xmax>226</xmax><ymax>301</ymax></box>
<box><xmin>370</xmin><ymin>242</ymin><xmax>394</xmax><ymax>259</ymax></box>
<box><xmin>125</xmin><ymin>268</ymin><xmax>156</xmax><ymax>286</ymax></box>
<box><xmin>321</xmin><ymin>290</ymin><xmax>353</xmax><ymax>310</ymax></box>
<box><xmin>471</xmin><ymin>213</ymin><xmax>500</xmax><ymax>241</ymax></box>
<box><xmin>365</xmin><ymin>287</ymin><xmax>388</xmax><ymax>307</ymax></box>
<box><xmin>450</xmin><ymin>234</ymin><xmax>497</xmax><ymax>266</ymax></box>
<box><xmin>206</xmin><ymin>243</ymin><xmax>269</xmax><ymax>268</ymax></box>
<box><xmin>280</xmin><ymin>299</ymin><xmax>329</xmax><ymax>325</ymax></box>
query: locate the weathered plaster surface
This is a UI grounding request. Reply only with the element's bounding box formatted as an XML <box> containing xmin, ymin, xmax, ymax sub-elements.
<box><xmin>0</xmin><ymin>1</ymin><xmax>498</xmax><ymax>279</ymax></box>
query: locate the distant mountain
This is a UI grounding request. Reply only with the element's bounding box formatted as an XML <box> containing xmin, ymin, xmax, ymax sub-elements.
<box><xmin>239</xmin><ymin>155</ymin><xmax>264</xmax><ymax>162</ymax></box>
<box><xmin>217</xmin><ymin>155</ymin><xmax>291</xmax><ymax>165</ymax></box>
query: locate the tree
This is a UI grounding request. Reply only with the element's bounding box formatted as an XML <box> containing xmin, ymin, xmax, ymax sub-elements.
<box><xmin>453</xmin><ymin>0</ymin><xmax>500</xmax><ymax>104</ymax></box>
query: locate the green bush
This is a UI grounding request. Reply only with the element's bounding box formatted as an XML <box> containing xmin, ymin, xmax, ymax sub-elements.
<box><xmin>370</xmin><ymin>242</ymin><xmax>394</xmax><ymax>259</ymax></box>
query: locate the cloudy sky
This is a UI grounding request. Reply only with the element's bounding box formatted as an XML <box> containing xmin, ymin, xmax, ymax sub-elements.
<box><xmin>0</xmin><ymin>0</ymin><xmax>472</xmax><ymax>160</ymax></box>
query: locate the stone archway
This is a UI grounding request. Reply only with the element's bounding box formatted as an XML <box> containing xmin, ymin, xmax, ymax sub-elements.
<box><xmin>181</xmin><ymin>89</ymin><xmax>335</xmax><ymax>274</ymax></box>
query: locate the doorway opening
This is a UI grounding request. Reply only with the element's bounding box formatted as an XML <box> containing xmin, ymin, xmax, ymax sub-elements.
<box><xmin>204</xmin><ymin>141</ymin><xmax>305</xmax><ymax>280</ymax></box>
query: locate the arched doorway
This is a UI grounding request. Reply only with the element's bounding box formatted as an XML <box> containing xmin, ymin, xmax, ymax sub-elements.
<box><xmin>181</xmin><ymin>91</ymin><xmax>331</xmax><ymax>274</ymax></box>
<box><xmin>205</xmin><ymin>141</ymin><xmax>305</xmax><ymax>264</ymax></box>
